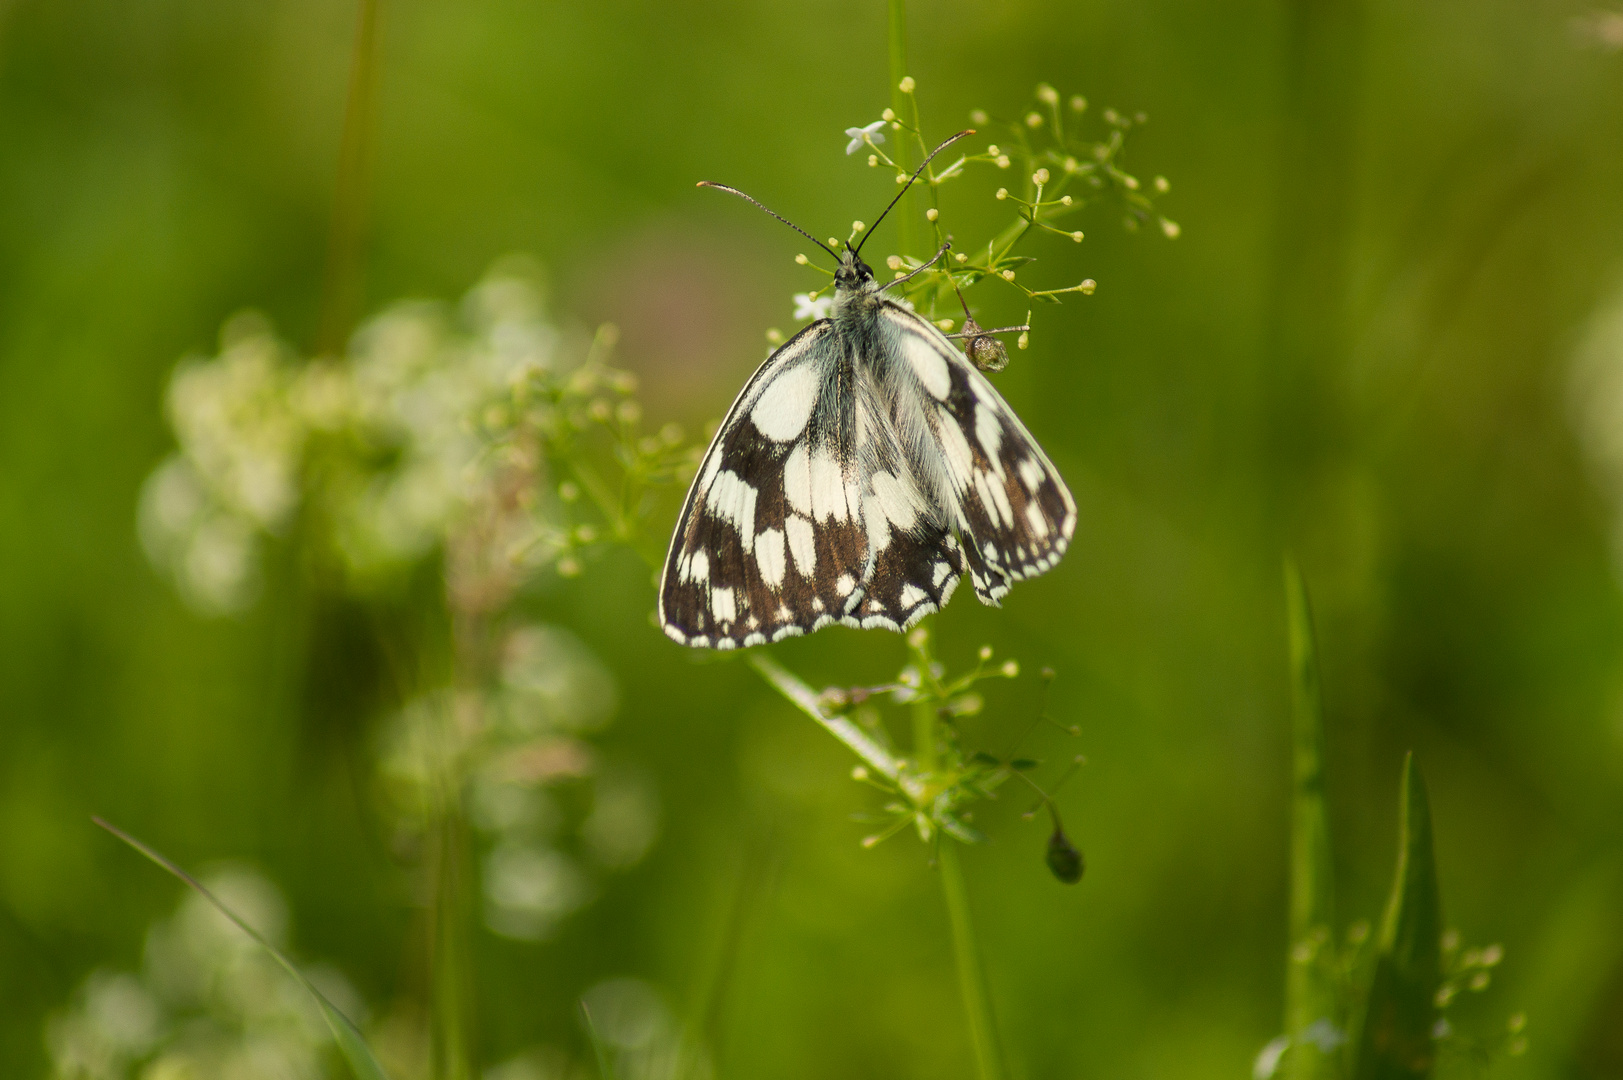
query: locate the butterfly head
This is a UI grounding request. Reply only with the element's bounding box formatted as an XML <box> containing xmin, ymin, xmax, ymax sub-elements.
<box><xmin>834</xmin><ymin>247</ymin><xmax>877</xmax><ymax>294</ymax></box>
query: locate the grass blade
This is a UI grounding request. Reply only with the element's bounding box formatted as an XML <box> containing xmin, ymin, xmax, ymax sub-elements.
<box><xmin>93</xmin><ymin>816</ymin><xmax>395</xmax><ymax>1080</ymax></box>
<box><xmin>1352</xmin><ymin>754</ymin><xmax>1443</xmax><ymax>1080</ymax></box>
<box><xmin>580</xmin><ymin>1001</ymin><xmax>617</xmax><ymax>1080</ymax></box>
<box><xmin>1283</xmin><ymin>559</ymin><xmax>1339</xmax><ymax>1080</ymax></box>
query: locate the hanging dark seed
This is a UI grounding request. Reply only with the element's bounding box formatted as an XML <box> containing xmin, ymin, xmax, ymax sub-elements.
<box><xmin>960</xmin><ymin>316</ymin><xmax>1010</xmax><ymax>372</ymax></box>
<box><xmin>1046</xmin><ymin>821</ymin><xmax>1084</xmax><ymax>884</ymax></box>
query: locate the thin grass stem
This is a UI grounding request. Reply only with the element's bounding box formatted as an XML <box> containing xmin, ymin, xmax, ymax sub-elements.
<box><xmin>938</xmin><ymin>841</ymin><xmax>1005</xmax><ymax>1080</ymax></box>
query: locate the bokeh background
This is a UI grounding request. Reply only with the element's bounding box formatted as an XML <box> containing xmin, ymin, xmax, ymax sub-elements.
<box><xmin>4</xmin><ymin>0</ymin><xmax>1623</xmax><ymax>1076</ymax></box>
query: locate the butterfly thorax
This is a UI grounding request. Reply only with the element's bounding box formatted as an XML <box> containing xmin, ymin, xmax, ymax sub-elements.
<box><xmin>831</xmin><ymin>249</ymin><xmax>882</xmax><ymax>321</ymax></box>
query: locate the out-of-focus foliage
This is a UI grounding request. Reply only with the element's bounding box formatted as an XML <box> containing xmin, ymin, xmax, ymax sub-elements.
<box><xmin>45</xmin><ymin>865</ymin><xmax>365</xmax><ymax>1080</ymax></box>
<box><xmin>6</xmin><ymin>0</ymin><xmax>1623</xmax><ymax>1078</ymax></box>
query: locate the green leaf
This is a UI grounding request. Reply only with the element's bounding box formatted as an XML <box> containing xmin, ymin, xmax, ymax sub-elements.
<box><xmin>1352</xmin><ymin>754</ymin><xmax>1443</xmax><ymax>1080</ymax></box>
<box><xmin>1283</xmin><ymin>559</ymin><xmax>1339</xmax><ymax>1080</ymax></box>
<box><xmin>92</xmin><ymin>817</ymin><xmax>395</xmax><ymax>1080</ymax></box>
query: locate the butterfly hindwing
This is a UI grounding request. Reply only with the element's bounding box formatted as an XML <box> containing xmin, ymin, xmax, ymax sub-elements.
<box><xmin>878</xmin><ymin>305</ymin><xmax>1077</xmax><ymax>605</ymax></box>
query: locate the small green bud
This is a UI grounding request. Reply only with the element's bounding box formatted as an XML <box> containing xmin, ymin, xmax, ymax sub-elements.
<box><xmin>1046</xmin><ymin>822</ymin><xmax>1084</xmax><ymax>884</ymax></box>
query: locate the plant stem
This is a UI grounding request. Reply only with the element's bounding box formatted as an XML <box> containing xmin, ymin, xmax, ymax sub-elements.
<box><xmin>747</xmin><ymin>653</ymin><xmax>902</xmax><ymax>781</ymax></box>
<box><xmin>938</xmin><ymin>841</ymin><xmax>1005</xmax><ymax>1080</ymax></box>
<box><xmin>315</xmin><ymin>0</ymin><xmax>382</xmax><ymax>356</ymax></box>
<box><xmin>886</xmin><ymin>0</ymin><xmax>920</xmax><ymax>259</ymax></box>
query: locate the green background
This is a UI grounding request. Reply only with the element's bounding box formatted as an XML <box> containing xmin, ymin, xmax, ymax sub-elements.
<box><xmin>3</xmin><ymin>0</ymin><xmax>1623</xmax><ymax>1075</ymax></box>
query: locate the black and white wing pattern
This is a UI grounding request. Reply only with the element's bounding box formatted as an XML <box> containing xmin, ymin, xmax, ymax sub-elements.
<box><xmin>875</xmin><ymin>305</ymin><xmax>1076</xmax><ymax>606</ymax></box>
<box><xmin>658</xmin><ymin>300</ymin><xmax>1075</xmax><ymax>650</ymax></box>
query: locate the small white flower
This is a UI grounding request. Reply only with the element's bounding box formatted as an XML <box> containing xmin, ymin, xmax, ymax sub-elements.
<box><xmin>793</xmin><ymin>293</ymin><xmax>833</xmax><ymax>321</ymax></box>
<box><xmin>844</xmin><ymin>121</ymin><xmax>886</xmax><ymax>155</ymax></box>
<box><xmin>1253</xmin><ymin>1036</ymin><xmax>1290</xmax><ymax>1080</ymax></box>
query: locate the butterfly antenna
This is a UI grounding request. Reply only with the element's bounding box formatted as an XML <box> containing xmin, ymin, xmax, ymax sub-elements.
<box><xmin>854</xmin><ymin>129</ymin><xmax>974</xmax><ymax>257</ymax></box>
<box><xmin>697</xmin><ymin>182</ymin><xmax>838</xmax><ymax>261</ymax></box>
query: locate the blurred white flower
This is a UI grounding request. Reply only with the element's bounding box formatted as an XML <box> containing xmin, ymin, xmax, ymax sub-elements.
<box><xmin>45</xmin><ymin>866</ymin><xmax>362</xmax><ymax>1080</ymax></box>
<box><xmin>483</xmin><ymin>841</ymin><xmax>591</xmax><ymax>941</ymax></box>
<box><xmin>793</xmin><ymin>293</ymin><xmax>832</xmax><ymax>321</ymax></box>
<box><xmin>844</xmin><ymin>120</ymin><xmax>886</xmax><ymax>155</ymax></box>
<box><xmin>581</xmin><ymin>768</ymin><xmax>659</xmax><ymax>870</ymax></box>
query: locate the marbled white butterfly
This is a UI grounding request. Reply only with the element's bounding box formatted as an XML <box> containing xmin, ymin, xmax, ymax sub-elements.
<box><xmin>659</xmin><ymin>134</ymin><xmax>1075</xmax><ymax>650</ymax></box>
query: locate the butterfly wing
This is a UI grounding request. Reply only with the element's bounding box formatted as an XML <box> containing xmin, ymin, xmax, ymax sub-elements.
<box><xmin>659</xmin><ymin>300</ymin><xmax>1076</xmax><ymax>650</ymax></box>
<box><xmin>660</xmin><ymin>321</ymin><xmax>875</xmax><ymax>649</ymax></box>
<box><xmin>876</xmin><ymin>303</ymin><xmax>1077</xmax><ymax>605</ymax></box>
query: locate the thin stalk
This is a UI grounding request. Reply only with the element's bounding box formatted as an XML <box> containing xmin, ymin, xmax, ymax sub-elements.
<box><xmin>938</xmin><ymin>841</ymin><xmax>1005</xmax><ymax>1080</ymax></box>
<box><xmin>747</xmin><ymin>653</ymin><xmax>901</xmax><ymax>781</ymax></box>
<box><xmin>886</xmin><ymin>0</ymin><xmax>920</xmax><ymax>259</ymax></box>
<box><xmin>429</xmin><ymin>802</ymin><xmax>476</xmax><ymax>1080</ymax></box>
<box><xmin>315</xmin><ymin>0</ymin><xmax>382</xmax><ymax>355</ymax></box>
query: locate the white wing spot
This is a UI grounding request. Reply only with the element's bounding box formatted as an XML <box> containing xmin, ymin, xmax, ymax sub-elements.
<box><xmin>904</xmin><ymin>333</ymin><xmax>952</xmax><ymax>399</ymax></box>
<box><xmin>686</xmin><ymin>549</ymin><xmax>710</xmax><ymax>583</ymax></box>
<box><xmin>1025</xmin><ymin>502</ymin><xmax>1049</xmax><ymax>537</ymax></box>
<box><xmin>975</xmin><ymin>404</ymin><xmax>1003</xmax><ymax>474</ymax></box>
<box><xmin>784</xmin><ymin>441</ymin><xmax>812</xmax><ymax>515</ymax></box>
<box><xmin>1018</xmin><ymin>457</ymin><xmax>1045</xmax><ymax>492</ymax></box>
<box><xmin>835</xmin><ymin>574</ymin><xmax>855</xmax><ymax>597</ymax></box>
<box><xmin>750</xmin><ymin>363</ymin><xmax>820</xmax><ymax>441</ymax></box>
<box><xmin>871</xmin><ymin>470</ymin><xmax>922</xmax><ymax>532</ymax></box>
<box><xmin>811</xmin><ymin>596</ymin><xmax>825</xmax><ymax>612</ymax></box>
<box><xmin>936</xmin><ymin>405</ymin><xmax>976</xmax><ymax>493</ymax></box>
<box><xmin>755</xmin><ymin>527</ymin><xmax>787</xmax><ymax>588</ymax></box>
<box><xmin>809</xmin><ymin>447</ymin><xmax>848</xmax><ymax>522</ymax></box>
<box><xmin>786</xmin><ymin>514</ymin><xmax>817</xmax><ymax>577</ymax></box>
<box><xmin>932</xmin><ymin>561</ymin><xmax>951</xmax><ymax>587</ymax></box>
<box><xmin>864</xmin><ymin>493</ymin><xmax>892</xmax><ymax>554</ymax></box>
<box><xmin>707</xmin><ymin>470</ymin><xmax>759</xmax><ymax>552</ymax></box>
<box><xmin>900</xmin><ymin>584</ymin><xmax>927</xmax><ymax>608</ymax></box>
<box><xmin>712</xmin><ymin>586</ymin><xmax>737</xmax><ymax>625</ymax></box>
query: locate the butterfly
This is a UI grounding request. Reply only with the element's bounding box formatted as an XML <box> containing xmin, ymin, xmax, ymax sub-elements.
<box><xmin>659</xmin><ymin>133</ymin><xmax>1076</xmax><ymax>650</ymax></box>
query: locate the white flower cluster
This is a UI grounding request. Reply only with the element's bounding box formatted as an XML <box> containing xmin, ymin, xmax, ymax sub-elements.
<box><xmin>376</xmin><ymin>622</ymin><xmax>659</xmax><ymax>941</ymax></box>
<box><xmin>139</xmin><ymin>258</ymin><xmax>568</xmax><ymax>614</ymax></box>
<box><xmin>45</xmin><ymin>866</ymin><xmax>364</xmax><ymax>1080</ymax></box>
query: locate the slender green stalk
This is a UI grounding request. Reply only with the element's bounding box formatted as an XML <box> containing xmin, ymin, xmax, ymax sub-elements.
<box><xmin>938</xmin><ymin>841</ymin><xmax>1005</xmax><ymax>1080</ymax></box>
<box><xmin>747</xmin><ymin>653</ymin><xmax>901</xmax><ymax>780</ymax></box>
<box><xmin>315</xmin><ymin>0</ymin><xmax>382</xmax><ymax>356</ymax></box>
<box><xmin>1284</xmin><ymin>559</ymin><xmax>1338</xmax><ymax>1080</ymax></box>
<box><xmin>430</xmin><ymin>803</ymin><xmax>476</xmax><ymax>1080</ymax></box>
<box><xmin>92</xmin><ymin>818</ymin><xmax>395</xmax><ymax>1080</ymax></box>
<box><xmin>886</xmin><ymin>0</ymin><xmax>920</xmax><ymax>259</ymax></box>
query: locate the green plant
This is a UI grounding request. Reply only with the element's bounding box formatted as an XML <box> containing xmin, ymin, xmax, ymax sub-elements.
<box><xmin>1255</xmin><ymin>563</ymin><xmax>1526</xmax><ymax>1080</ymax></box>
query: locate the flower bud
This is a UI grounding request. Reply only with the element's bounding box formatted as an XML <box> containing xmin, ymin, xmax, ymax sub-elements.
<box><xmin>995</xmin><ymin>188</ymin><xmax>1008</xmax><ymax>200</ymax></box>
<box><xmin>970</xmin><ymin>109</ymin><xmax>989</xmax><ymax>125</ymax></box>
<box><xmin>925</xmin><ymin>207</ymin><xmax>939</xmax><ymax>221</ymax></box>
<box><xmin>1070</xmin><ymin>95</ymin><xmax>1087</xmax><ymax>112</ymax></box>
<box><xmin>898</xmin><ymin>76</ymin><xmax>915</xmax><ymax>93</ymax></box>
<box><xmin>1033</xmin><ymin>168</ymin><xmax>1050</xmax><ymax>185</ymax></box>
<box><xmin>1080</xmin><ymin>279</ymin><xmax>1097</xmax><ymax>294</ymax></box>
<box><xmin>1036</xmin><ymin>83</ymin><xmax>1059</xmax><ymax>105</ymax></box>
<box><xmin>1025</xmin><ymin>112</ymin><xmax>1043</xmax><ymax>128</ymax></box>
<box><xmin>881</xmin><ymin>108</ymin><xmax>895</xmax><ymax>121</ymax></box>
<box><xmin>1046</xmin><ymin>822</ymin><xmax>1084</xmax><ymax>884</ymax></box>
<box><xmin>1000</xmin><ymin>269</ymin><xmax>1015</xmax><ymax>281</ymax></box>
<box><xmin>887</xmin><ymin>255</ymin><xmax>902</xmax><ymax>270</ymax></box>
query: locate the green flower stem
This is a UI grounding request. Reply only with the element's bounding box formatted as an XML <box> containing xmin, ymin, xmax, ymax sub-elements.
<box><xmin>938</xmin><ymin>840</ymin><xmax>1005</xmax><ymax>1080</ymax></box>
<box><xmin>747</xmin><ymin>654</ymin><xmax>901</xmax><ymax>781</ymax></box>
<box><xmin>887</xmin><ymin>0</ymin><xmax>921</xmax><ymax>260</ymax></box>
<box><xmin>315</xmin><ymin>0</ymin><xmax>381</xmax><ymax>355</ymax></box>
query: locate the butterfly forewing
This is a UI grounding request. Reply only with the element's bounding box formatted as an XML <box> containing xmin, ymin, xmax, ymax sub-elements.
<box><xmin>878</xmin><ymin>306</ymin><xmax>1077</xmax><ymax>603</ymax></box>
<box><xmin>659</xmin><ymin>291</ymin><xmax>1075</xmax><ymax>650</ymax></box>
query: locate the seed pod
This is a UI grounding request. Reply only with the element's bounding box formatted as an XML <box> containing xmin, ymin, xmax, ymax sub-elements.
<box><xmin>959</xmin><ymin>316</ymin><xmax>1010</xmax><ymax>372</ymax></box>
<box><xmin>1046</xmin><ymin>820</ymin><xmax>1084</xmax><ymax>884</ymax></box>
